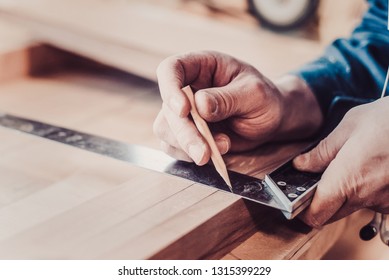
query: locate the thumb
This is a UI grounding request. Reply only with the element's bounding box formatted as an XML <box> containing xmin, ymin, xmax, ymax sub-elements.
<box><xmin>298</xmin><ymin>143</ymin><xmax>354</xmax><ymax>227</ymax></box>
<box><xmin>293</xmin><ymin>123</ymin><xmax>350</xmax><ymax>173</ymax></box>
<box><xmin>298</xmin><ymin>159</ymin><xmax>347</xmax><ymax>227</ymax></box>
<box><xmin>194</xmin><ymin>82</ymin><xmax>260</xmax><ymax>122</ymax></box>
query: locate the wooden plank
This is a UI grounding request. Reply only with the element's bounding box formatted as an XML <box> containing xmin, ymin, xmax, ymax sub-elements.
<box><xmin>0</xmin><ymin>0</ymin><xmax>323</xmax><ymax>80</ymax></box>
<box><xmin>0</xmin><ymin>68</ymin><xmax>349</xmax><ymax>259</ymax></box>
<box><xmin>0</xmin><ymin>128</ymin><xmax>208</xmax><ymax>259</ymax></box>
<box><xmin>147</xmin><ymin>198</ymin><xmax>275</xmax><ymax>260</ymax></box>
<box><xmin>225</xmin><ymin>141</ymin><xmax>308</xmax><ymax>176</ymax></box>
<box><xmin>0</xmin><ymin>18</ymin><xmax>84</xmax><ymax>81</ymax></box>
<box><xmin>0</xmin><ymin>123</ymin><xmax>254</xmax><ymax>260</ymax></box>
<box><xmin>0</xmin><ymin>162</ymin><xmax>54</xmax><ymax>209</ymax></box>
<box><xmin>224</xmin><ymin>213</ymin><xmax>313</xmax><ymax>259</ymax></box>
<box><xmin>291</xmin><ymin>220</ymin><xmax>346</xmax><ymax>260</ymax></box>
<box><xmin>0</xmin><ymin>18</ymin><xmax>34</xmax><ymax>81</ymax></box>
<box><xmin>0</xmin><ymin>71</ymin><xmax>161</xmax><ymax>148</ymax></box>
<box><xmin>0</xmin><ymin>71</ymin><xmax>257</xmax><ymax>259</ymax></box>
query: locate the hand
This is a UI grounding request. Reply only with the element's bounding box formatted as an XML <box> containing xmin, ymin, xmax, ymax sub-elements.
<box><xmin>294</xmin><ymin>97</ymin><xmax>389</xmax><ymax>227</ymax></box>
<box><xmin>154</xmin><ymin>51</ymin><xmax>322</xmax><ymax>165</ymax></box>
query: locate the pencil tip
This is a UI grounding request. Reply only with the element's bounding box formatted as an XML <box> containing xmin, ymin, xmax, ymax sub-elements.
<box><xmin>224</xmin><ymin>178</ymin><xmax>233</xmax><ymax>193</ymax></box>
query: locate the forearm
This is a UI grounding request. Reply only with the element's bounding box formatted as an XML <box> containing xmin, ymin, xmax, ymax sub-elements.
<box><xmin>295</xmin><ymin>0</ymin><xmax>389</xmax><ymax>114</ymax></box>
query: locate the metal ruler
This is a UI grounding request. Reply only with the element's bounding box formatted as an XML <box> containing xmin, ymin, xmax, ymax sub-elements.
<box><xmin>0</xmin><ymin>113</ymin><xmax>321</xmax><ymax>219</ymax></box>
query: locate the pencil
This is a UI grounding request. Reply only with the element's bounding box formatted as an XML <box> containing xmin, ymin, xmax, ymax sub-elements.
<box><xmin>182</xmin><ymin>85</ymin><xmax>233</xmax><ymax>192</ymax></box>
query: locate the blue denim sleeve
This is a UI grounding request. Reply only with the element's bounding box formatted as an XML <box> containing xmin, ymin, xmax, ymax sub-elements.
<box><xmin>295</xmin><ymin>0</ymin><xmax>389</xmax><ymax>115</ymax></box>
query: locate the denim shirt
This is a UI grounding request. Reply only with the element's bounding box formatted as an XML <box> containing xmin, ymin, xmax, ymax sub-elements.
<box><xmin>296</xmin><ymin>0</ymin><xmax>389</xmax><ymax>115</ymax></box>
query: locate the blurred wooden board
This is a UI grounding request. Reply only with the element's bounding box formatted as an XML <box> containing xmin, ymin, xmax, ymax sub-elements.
<box><xmin>0</xmin><ymin>67</ymin><xmax>160</xmax><ymax>144</ymax></box>
<box><xmin>0</xmin><ymin>0</ymin><xmax>323</xmax><ymax>80</ymax></box>
<box><xmin>0</xmin><ymin>18</ymin><xmax>35</xmax><ymax>82</ymax></box>
<box><xmin>0</xmin><ymin>18</ymin><xmax>85</xmax><ymax>82</ymax></box>
<box><xmin>0</xmin><ymin>18</ymin><xmax>33</xmax><ymax>53</ymax></box>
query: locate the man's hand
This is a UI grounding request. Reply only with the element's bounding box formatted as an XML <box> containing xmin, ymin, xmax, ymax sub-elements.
<box><xmin>294</xmin><ymin>97</ymin><xmax>389</xmax><ymax>227</ymax></box>
<box><xmin>154</xmin><ymin>51</ymin><xmax>322</xmax><ymax>165</ymax></box>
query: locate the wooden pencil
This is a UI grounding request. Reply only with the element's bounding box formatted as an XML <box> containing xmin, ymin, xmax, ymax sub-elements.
<box><xmin>182</xmin><ymin>85</ymin><xmax>232</xmax><ymax>192</ymax></box>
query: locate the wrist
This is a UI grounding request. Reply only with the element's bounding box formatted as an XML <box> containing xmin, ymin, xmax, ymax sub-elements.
<box><xmin>274</xmin><ymin>75</ymin><xmax>323</xmax><ymax>141</ymax></box>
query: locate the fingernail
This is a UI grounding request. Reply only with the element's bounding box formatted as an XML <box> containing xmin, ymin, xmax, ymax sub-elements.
<box><xmin>200</xmin><ymin>93</ymin><xmax>218</xmax><ymax>115</ymax></box>
<box><xmin>169</xmin><ymin>97</ymin><xmax>183</xmax><ymax>115</ymax></box>
<box><xmin>196</xmin><ymin>91</ymin><xmax>218</xmax><ymax>117</ymax></box>
<box><xmin>208</xmin><ymin>94</ymin><xmax>218</xmax><ymax>115</ymax></box>
<box><xmin>215</xmin><ymin>137</ymin><xmax>230</xmax><ymax>155</ymax></box>
<box><xmin>294</xmin><ymin>153</ymin><xmax>308</xmax><ymax>168</ymax></box>
<box><xmin>188</xmin><ymin>144</ymin><xmax>205</xmax><ymax>164</ymax></box>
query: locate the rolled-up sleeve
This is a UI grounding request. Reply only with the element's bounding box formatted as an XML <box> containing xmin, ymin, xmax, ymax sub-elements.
<box><xmin>295</xmin><ymin>0</ymin><xmax>389</xmax><ymax>115</ymax></box>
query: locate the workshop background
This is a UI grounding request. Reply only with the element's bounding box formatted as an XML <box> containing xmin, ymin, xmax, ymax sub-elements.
<box><xmin>0</xmin><ymin>0</ymin><xmax>388</xmax><ymax>260</ymax></box>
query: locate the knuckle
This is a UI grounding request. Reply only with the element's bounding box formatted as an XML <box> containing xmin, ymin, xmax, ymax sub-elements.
<box><xmin>160</xmin><ymin>141</ymin><xmax>176</xmax><ymax>158</ymax></box>
<box><xmin>251</xmin><ymin>80</ymin><xmax>266</xmax><ymax>96</ymax></box>
<box><xmin>154</xmin><ymin>125</ymin><xmax>166</xmax><ymax>140</ymax></box>
<box><xmin>156</xmin><ymin>55</ymin><xmax>179</xmax><ymax>77</ymax></box>
<box><xmin>156</xmin><ymin>59</ymin><xmax>168</xmax><ymax>77</ymax></box>
<box><xmin>152</xmin><ymin>117</ymin><xmax>165</xmax><ymax>138</ymax></box>
<box><xmin>175</xmin><ymin>126</ymin><xmax>194</xmax><ymax>151</ymax></box>
<box><xmin>159</xmin><ymin>141</ymin><xmax>169</xmax><ymax>152</ymax></box>
<box><xmin>344</xmin><ymin>105</ymin><xmax>363</xmax><ymax>121</ymax></box>
<box><xmin>220</xmin><ymin>92</ymin><xmax>235</xmax><ymax>117</ymax></box>
<box><xmin>160</xmin><ymin>141</ymin><xmax>192</xmax><ymax>162</ymax></box>
<box><xmin>229</xmin><ymin>119</ymin><xmax>258</xmax><ymax>138</ymax></box>
<box><xmin>251</xmin><ymin>78</ymin><xmax>275</xmax><ymax>99</ymax></box>
<box><xmin>156</xmin><ymin>63</ymin><xmax>163</xmax><ymax>77</ymax></box>
<box><xmin>315</xmin><ymin>138</ymin><xmax>332</xmax><ymax>163</ymax></box>
<box><xmin>301</xmin><ymin>213</ymin><xmax>323</xmax><ymax>228</ymax></box>
<box><xmin>152</xmin><ymin>121</ymin><xmax>160</xmax><ymax>137</ymax></box>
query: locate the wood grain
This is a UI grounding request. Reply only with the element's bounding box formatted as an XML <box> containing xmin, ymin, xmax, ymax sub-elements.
<box><xmin>0</xmin><ymin>128</ymin><xmax>193</xmax><ymax>259</ymax></box>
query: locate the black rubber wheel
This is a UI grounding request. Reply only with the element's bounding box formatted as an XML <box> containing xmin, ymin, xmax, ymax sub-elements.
<box><xmin>359</xmin><ymin>225</ymin><xmax>378</xmax><ymax>241</ymax></box>
<box><xmin>248</xmin><ymin>0</ymin><xmax>320</xmax><ymax>31</ymax></box>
